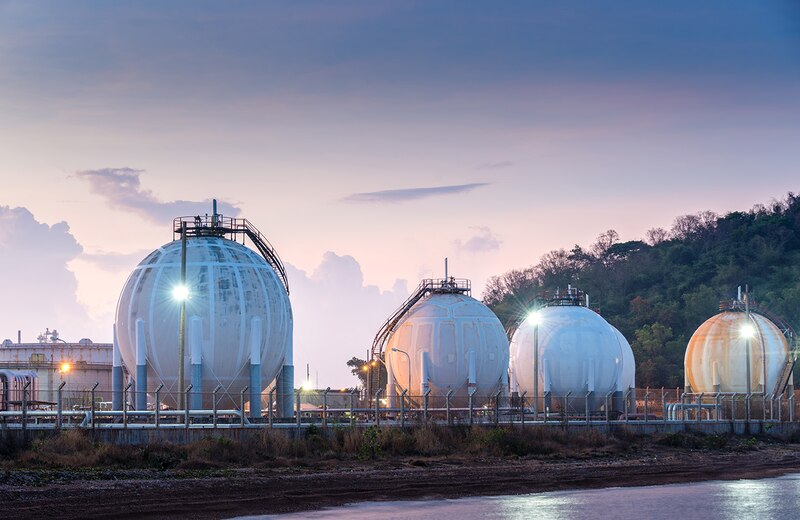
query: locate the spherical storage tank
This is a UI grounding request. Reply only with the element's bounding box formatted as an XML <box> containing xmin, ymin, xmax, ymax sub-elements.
<box><xmin>510</xmin><ymin>295</ymin><xmax>635</xmax><ymax>411</ymax></box>
<box><xmin>384</xmin><ymin>280</ymin><xmax>509</xmax><ymax>400</ymax></box>
<box><xmin>685</xmin><ymin>309</ymin><xmax>791</xmax><ymax>394</ymax></box>
<box><xmin>115</xmin><ymin>217</ymin><xmax>292</xmax><ymax>409</ymax></box>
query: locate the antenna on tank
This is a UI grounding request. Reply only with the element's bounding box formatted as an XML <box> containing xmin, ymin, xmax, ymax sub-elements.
<box><xmin>212</xmin><ymin>199</ymin><xmax>218</xmax><ymax>227</ymax></box>
<box><xmin>737</xmin><ymin>285</ymin><xmax>742</xmax><ymax>302</ymax></box>
<box><xmin>445</xmin><ymin>257</ymin><xmax>448</xmax><ymax>280</ymax></box>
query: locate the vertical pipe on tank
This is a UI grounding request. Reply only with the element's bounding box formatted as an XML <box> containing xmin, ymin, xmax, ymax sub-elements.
<box><xmin>189</xmin><ymin>316</ymin><xmax>203</xmax><ymax>410</ymax></box>
<box><xmin>587</xmin><ymin>358</ymin><xmax>595</xmax><ymax>411</ymax></box>
<box><xmin>135</xmin><ymin>319</ymin><xmax>148</xmax><ymax>411</ymax></box>
<box><xmin>276</xmin><ymin>325</ymin><xmax>294</xmax><ymax>418</ymax></box>
<box><xmin>112</xmin><ymin>323</ymin><xmax>123</xmax><ymax>411</ymax></box>
<box><xmin>421</xmin><ymin>352</ymin><xmax>430</xmax><ymax>395</ymax></box>
<box><xmin>542</xmin><ymin>357</ymin><xmax>551</xmax><ymax>410</ymax></box>
<box><xmin>249</xmin><ymin>317</ymin><xmax>263</xmax><ymax>419</ymax></box>
<box><xmin>468</xmin><ymin>350</ymin><xmax>477</xmax><ymax>394</ymax></box>
<box><xmin>712</xmin><ymin>361</ymin><xmax>720</xmax><ymax>393</ymax></box>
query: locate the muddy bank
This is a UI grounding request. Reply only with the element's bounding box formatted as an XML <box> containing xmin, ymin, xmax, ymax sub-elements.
<box><xmin>2</xmin><ymin>440</ymin><xmax>799</xmax><ymax>519</ymax></box>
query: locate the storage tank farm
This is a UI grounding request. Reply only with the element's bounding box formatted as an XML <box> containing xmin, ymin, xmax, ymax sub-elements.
<box><xmin>373</xmin><ymin>266</ymin><xmax>509</xmax><ymax>406</ymax></box>
<box><xmin>509</xmin><ymin>287</ymin><xmax>636</xmax><ymax>415</ymax></box>
<box><xmin>113</xmin><ymin>201</ymin><xmax>294</xmax><ymax>418</ymax></box>
<box><xmin>684</xmin><ymin>289</ymin><xmax>794</xmax><ymax>397</ymax></box>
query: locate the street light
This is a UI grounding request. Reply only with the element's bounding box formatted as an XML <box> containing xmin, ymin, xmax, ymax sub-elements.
<box><xmin>391</xmin><ymin>347</ymin><xmax>412</xmax><ymax>397</ymax></box>
<box><xmin>60</xmin><ymin>362</ymin><xmax>72</xmax><ymax>374</ymax></box>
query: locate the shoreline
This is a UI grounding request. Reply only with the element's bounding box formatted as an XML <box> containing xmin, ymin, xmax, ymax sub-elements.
<box><xmin>2</xmin><ymin>444</ymin><xmax>800</xmax><ymax>519</ymax></box>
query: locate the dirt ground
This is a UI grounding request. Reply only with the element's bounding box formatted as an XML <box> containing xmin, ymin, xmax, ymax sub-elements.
<box><xmin>2</xmin><ymin>442</ymin><xmax>799</xmax><ymax>519</ymax></box>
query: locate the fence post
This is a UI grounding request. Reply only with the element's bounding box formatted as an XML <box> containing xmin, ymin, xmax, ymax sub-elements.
<box><xmin>123</xmin><ymin>383</ymin><xmax>132</xmax><ymax>429</ymax></box>
<box><xmin>644</xmin><ymin>392</ymin><xmax>650</xmax><ymax>424</ymax></box>
<box><xmin>21</xmin><ymin>380</ymin><xmax>30</xmax><ymax>435</ymax></box>
<box><xmin>746</xmin><ymin>393</ymin><xmax>752</xmax><ymax>422</ymax></box>
<box><xmin>184</xmin><ymin>384</ymin><xmax>193</xmax><ymax>428</ymax></box>
<box><xmin>624</xmin><ymin>390</ymin><xmax>630</xmax><ymax>424</ymax></box>
<box><xmin>446</xmin><ymin>390</ymin><xmax>453</xmax><ymax>426</ymax></box>
<box><xmin>585</xmin><ymin>392</ymin><xmax>591</xmax><ymax>425</ymax></box>
<box><xmin>350</xmin><ymin>389</ymin><xmax>357</xmax><ymax>427</ymax></box>
<box><xmin>680</xmin><ymin>393</ymin><xmax>687</xmax><ymax>422</ymax></box>
<box><xmin>714</xmin><ymin>393</ymin><xmax>720</xmax><ymax>422</ymax></box>
<box><xmin>269</xmin><ymin>388</ymin><xmax>275</xmax><ymax>428</ymax></box>
<box><xmin>778</xmin><ymin>393</ymin><xmax>782</xmax><ymax>422</ymax></box>
<box><xmin>91</xmin><ymin>382</ymin><xmax>99</xmax><ymax>430</ymax></box>
<box><xmin>731</xmin><ymin>393</ymin><xmax>737</xmax><ymax>422</ymax></box>
<box><xmin>762</xmin><ymin>394</ymin><xmax>768</xmax><ymax>422</ymax></box>
<box><xmin>322</xmin><ymin>387</ymin><xmax>330</xmax><ymax>428</ymax></box>
<box><xmin>563</xmin><ymin>392</ymin><xmax>571</xmax><ymax>423</ymax></box>
<box><xmin>240</xmin><ymin>386</ymin><xmax>248</xmax><ymax>427</ymax></box>
<box><xmin>374</xmin><ymin>389</ymin><xmax>382</xmax><ymax>426</ymax></box>
<box><xmin>790</xmin><ymin>393</ymin><xmax>795</xmax><ymax>422</ymax></box>
<box><xmin>213</xmin><ymin>385</ymin><xmax>222</xmax><ymax>428</ymax></box>
<box><xmin>423</xmin><ymin>389</ymin><xmax>431</xmax><ymax>422</ymax></box>
<box><xmin>520</xmin><ymin>391</ymin><xmax>527</xmax><ymax>425</ymax></box>
<box><xmin>495</xmin><ymin>391</ymin><xmax>502</xmax><ymax>425</ymax></box>
<box><xmin>155</xmin><ymin>384</ymin><xmax>164</xmax><ymax>428</ymax></box>
<box><xmin>468</xmin><ymin>389</ymin><xmax>475</xmax><ymax>426</ymax></box>
<box><xmin>696</xmin><ymin>393</ymin><xmax>703</xmax><ymax>423</ymax></box>
<box><xmin>400</xmin><ymin>389</ymin><xmax>407</xmax><ymax>427</ymax></box>
<box><xmin>605</xmin><ymin>392</ymin><xmax>611</xmax><ymax>423</ymax></box>
<box><xmin>57</xmin><ymin>381</ymin><xmax>66</xmax><ymax>430</ymax></box>
<box><xmin>661</xmin><ymin>388</ymin><xmax>667</xmax><ymax>424</ymax></box>
<box><xmin>295</xmin><ymin>388</ymin><xmax>302</xmax><ymax>430</ymax></box>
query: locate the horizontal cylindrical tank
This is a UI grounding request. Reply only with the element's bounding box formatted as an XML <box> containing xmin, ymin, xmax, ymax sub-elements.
<box><xmin>115</xmin><ymin>236</ymin><xmax>292</xmax><ymax>408</ymax></box>
<box><xmin>684</xmin><ymin>311</ymin><xmax>790</xmax><ymax>394</ymax></box>
<box><xmin>385</xmin><ymin>293</ymin><xmax>509</xmax><ymax>399</ymax></box>
<box><xmin>510</xmin><ymin>305</ymin><xmax>635</xmax><ymax>411</ymax></box>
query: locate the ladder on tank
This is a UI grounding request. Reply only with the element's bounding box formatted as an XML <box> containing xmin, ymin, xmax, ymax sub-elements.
<box><xmin>173</xmin><ymin>214</ymin><xmax>290</xmax><ymax>294</ymax></box>
<box><xmin>370</xmin><ymin>278</ymin><xmax>470</xmax><ymax>360</ymax></box>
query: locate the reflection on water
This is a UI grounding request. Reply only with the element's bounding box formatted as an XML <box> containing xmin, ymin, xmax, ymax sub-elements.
<box><xmin>233</xmin><ymin>474</ymin><xmax>800</xmax><ymax>520</ymax></box>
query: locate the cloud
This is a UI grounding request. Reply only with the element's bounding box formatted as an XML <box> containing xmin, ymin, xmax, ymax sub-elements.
<box><xmin>80</xmin><ymin>249</ymin><xmax>151</xmax><ymax>272</ymax></box>
<box><xmin>0</xmin><ymin>206</ymin><xmax>90</xmax><ymax>342</ymax></box>
<box><xmin>477</xmin><ymin>161</ymin><xmax>515</xmax><ymax>169</ymax></box>
<box><xmin>454</xmin><ymin>226</ymin><xmax>502</xmax><ymax>253</ymax></box>
<box><xmin>75</xmin><ymin>168</ymin><xmax>240</xmax><ymax>222</ymax></box>
<box><xmin>286</xmin><ymin>252</ymin><xmax>408</xmax><ymax>388</ymax></box>
<box><xmin>342</xmin><ymin>183</ymin><xmax>489</xmax><ymax>203</ymax></box>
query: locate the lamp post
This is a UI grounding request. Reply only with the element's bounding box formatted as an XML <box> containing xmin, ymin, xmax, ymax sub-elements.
<box><xmin>391</xmin><ymin>348</ymin><xmax>411</xmax><ymax>399</ymax></box>
<box><xmin>528</xmin><ymin>310</ymin><xmax>542</xmax><ymax>418</ymax></box>
<box><xmin>175</xmin><ymin>221</ymin><xmax>188</xmax><ymax>409</ymax></box>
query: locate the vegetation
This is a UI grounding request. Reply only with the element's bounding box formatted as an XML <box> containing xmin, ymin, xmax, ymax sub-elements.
<box><xmin>484</xmin><ymin>192</ymin><xmax>800</xmax><ymax>388</ymax></box>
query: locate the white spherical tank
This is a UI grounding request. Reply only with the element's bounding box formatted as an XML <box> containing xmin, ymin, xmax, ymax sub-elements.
<box><xmin>385</xmin><ymin>293</ymin><xmax>509</xmax><ymax>399</ymax></box>
<box><xmin>115</xmin><ymin>236</ymin><xmax>292</xmax><ymax>407</ymax></box>
<box><xmin>684</xmin><ymin>311</ymin><xmax>790</xmax><ymax>394</ymax></box>
<box><xmin>509</xmin><ymin>305</ymin><xmax>635</xmax><ymax>410</ymax></box>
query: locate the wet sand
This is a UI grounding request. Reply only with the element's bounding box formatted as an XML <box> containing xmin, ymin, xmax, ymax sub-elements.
<box><xmin>2</xmin><ymin>445</ymin><xmax>799</xmax><ymax>519</ymax></box>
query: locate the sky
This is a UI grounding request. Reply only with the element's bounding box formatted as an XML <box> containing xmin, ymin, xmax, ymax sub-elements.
<box><xmin>1</xmin><ymin>1</ymin><xmax>799</xmax><ymax>388</ymax></box>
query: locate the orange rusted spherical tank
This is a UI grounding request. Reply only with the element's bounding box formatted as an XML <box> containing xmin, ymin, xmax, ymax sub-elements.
<box><xmin>684</xmin><ymin>311</ymin><xmax>790</xmax><ymax>394</ymax></box>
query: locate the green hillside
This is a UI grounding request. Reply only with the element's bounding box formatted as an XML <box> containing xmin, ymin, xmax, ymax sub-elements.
<box><xmin>484</xmin><ymin>192</ymin><xmax>800</xmax><ymax>389</ymax></box>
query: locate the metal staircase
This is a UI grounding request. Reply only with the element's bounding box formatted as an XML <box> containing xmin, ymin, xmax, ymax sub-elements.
<box><xmin>173</xmin><ymin>214</ymin><xmax>290</xmax><ymax>294</ymax></box>
<box><xmin>370</xmin><ymin>278</ymin><xmax>470</xmax><ymax>360</ymax></box>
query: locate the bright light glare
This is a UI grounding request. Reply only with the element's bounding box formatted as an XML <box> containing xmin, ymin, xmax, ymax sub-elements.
<box><xmin>301</xmin><ymin>380</ymin><xmax>314</xmax><ymax>391</ymax></box>
<box><xmin>361</xmin><ymin>365</ymin><xmax>369</xmax><ymax>372</ymax></box>
<box><xmin>740</xmin><ymin>323</ymin><xmax>756</xmax><ymax>338</ymax></box>
<box><xmin>60</xmin><ymin>362</ymin><xmax>71</xmax><ymax>373</ymax></box>
<box><xmin>172</xmin><ymin>284</ymin><xmax>190</xmax><ymax>301</ymax></box>
<box><xmin>527</xmin><ymin>310</ymin><xmax>542</xmax><ymax>326</ymax></box>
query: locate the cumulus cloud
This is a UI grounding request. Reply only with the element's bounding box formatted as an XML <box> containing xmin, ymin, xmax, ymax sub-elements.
<box><xmin>286</xmin><ymin>252</ymin><xmax>408</xmax><ymax>388</ymax></box>
<box><xmin>342</xmin><ymin>182</ymin><xmax>488</xmax><ymax>203</ymax></box>
<box><xmin>0</xmin><ymin>206</ymin><xmax>90</xmax><ymax>342</ymax></box>
<box><xmin>454</xmin><ymin>226</ymin><xmax>502</xmax><ymax>253</ymax></box>
<box><xmin>75</xmin><ymin>167</ymin><xmax>240</xmax><ymax>222</ymax></box>
<box><xmin>80</xmin><ymin>249</ymin><xmax>151</xmax><ymax>272</ymax></box>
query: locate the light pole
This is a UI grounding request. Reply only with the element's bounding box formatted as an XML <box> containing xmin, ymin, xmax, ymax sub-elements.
<box><xmin>174</xmin><ymin>221</ymin><xmax>188</xmax><ymax>409</ymax></box>
<box><xmin>528</xmin><ymin>310</ymin><xmax>542</xmax><ymax>417</ymax></box>
<box><xmin>391</xmin><ymin>348</ymin><xmax>411</xmax><ymax>398</ymax></box>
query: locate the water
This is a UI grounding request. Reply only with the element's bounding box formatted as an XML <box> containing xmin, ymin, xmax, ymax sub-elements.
<box><xmin>232</xmin><ymin>473</ymin><xmax>800</xmax><ymax>520</ymax></box>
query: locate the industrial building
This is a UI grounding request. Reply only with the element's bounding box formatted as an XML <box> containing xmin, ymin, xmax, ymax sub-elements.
<box><xmin>0</xmin><ymin>329</ymin><xmax>112</xmax><ymax>410</ymax></box>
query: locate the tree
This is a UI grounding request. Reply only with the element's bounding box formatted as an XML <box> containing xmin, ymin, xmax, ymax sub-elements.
<box><xmin>346</xmin><ymin>357</ymin><xmax>369</xmax><ymax>388</ymax></box>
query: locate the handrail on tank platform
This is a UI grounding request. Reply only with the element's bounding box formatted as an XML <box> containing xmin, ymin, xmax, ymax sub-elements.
<box><xmin>172</xmin><ymin>214</ymin><xmax>289</xmax><ymax>294</ymax></box>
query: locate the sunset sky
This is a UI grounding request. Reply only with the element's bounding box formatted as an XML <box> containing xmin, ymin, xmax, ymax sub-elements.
<box><xmin>1</xmin><ymin>1</ymin><xmax>799</xmax><ymax>387</ymax></box>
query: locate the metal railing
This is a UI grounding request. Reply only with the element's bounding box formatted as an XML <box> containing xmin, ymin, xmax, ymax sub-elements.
<box><xmin>2</xmin><ymin>384</ymin><xmax>798</xmax><ymax>430</ymax></box>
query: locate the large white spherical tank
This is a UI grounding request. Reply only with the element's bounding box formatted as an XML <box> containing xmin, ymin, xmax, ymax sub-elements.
<box><xmin>385</xmin><ymin>293</ymin><xmax>509</xmax><ymax>399</ymax></box>
<box><xmin>684</xmin><ymin>312</ymin><xmax>790</xmax><ymax>394</ymax></box>
<box><xmin>509</xmin><ymin>306</ymin><xmax>635</xmax><ymax>409</ymax></box>
<box><xmin>115</xmin><ymin>236</ymin><xmax>292</xmax><ymax>407</ymax></box>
